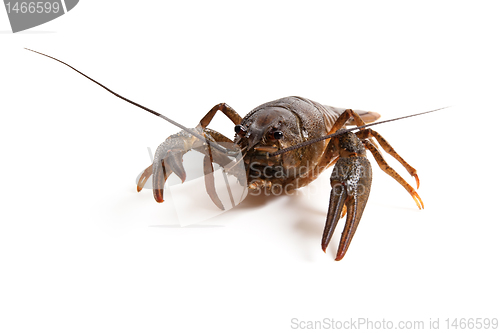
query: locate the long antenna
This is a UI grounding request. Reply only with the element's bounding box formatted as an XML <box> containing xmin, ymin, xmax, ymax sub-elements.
<box><xmin>25</xmin><ymin>48</ymin><xmax>236</xmax><ymax>155</ymax></box>
<box><xmin>269</xmin><ymin>106</ymin><xmax>449</xmax><ymax>157</ymax></box>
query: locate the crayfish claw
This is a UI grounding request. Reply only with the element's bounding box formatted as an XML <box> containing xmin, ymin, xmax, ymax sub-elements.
<box><xmin>166</xmin><ymin>150</ymin><xmax>187</xmax><ymax>183</ymax></box>
<box><xmin>322</xmin><ymin>154</ymin><xmax>372</xmax><ymax>260</ymax></box>
<box><xmin>203</xmin><ymin>154</ymin><xmax>225</xmax><ymax>210</ymax></box>
<box><xmin>137</xmin><ymin>164</ymin><xmax>153</xmax><ymax>192</ymax></box>
<box><xmin>341</xmin><ymin>204</ymin><xmax>347</xmax><ymax>218</ymax></box>
<box><xmin>322</xmin><ymin>184</ymin><xmax>347</xmax><ymax>253</ymax></box>
<box><xmin>152</xmin><ymin>161</ymin><xmax>172</xmax><ymax>203</ymax></box>
<box><xmin>335</xmin><ymin>200</ymin><xmax>365</xmax><ymax>261</ymax></box>
<box><xmin>144</xmin><ymin>127</ymin><xmax>241</xmax><ymax>208</ymax></box>
<box><xmin>153</xmin><ymin>189</ymin><xmax>165</xmax><ymax>203</ymax></box>
<box><xmin>151</xmin><ymin>132</ymin><xmax>193</xmax><ymax>203</ymax></box>
<box><xmin>136</xmin><ymin>160</ymin><xmax>172</xmax><ymax>202</ymax></box>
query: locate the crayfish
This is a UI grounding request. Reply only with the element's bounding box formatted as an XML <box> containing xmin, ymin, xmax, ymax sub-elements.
<box><xmin>28</xmin><ymin>49</ymin><xmax>442</xmax><ymax>261</ymax></box>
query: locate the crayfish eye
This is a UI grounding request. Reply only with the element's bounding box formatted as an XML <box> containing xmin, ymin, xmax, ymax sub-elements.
<box><xmin>273</xmin><ymin>131</ymin><xmax>284</xmax><ymax>140</ymax></box>
<box><xmin>234</xmin><ymin>124</ymin><xmax>247</xmax><ymax>137</ymax></box>
<box><xmin>267</xmin><ymin>130</ymin><xmax>283</xmax><ymax>141</ymax></box>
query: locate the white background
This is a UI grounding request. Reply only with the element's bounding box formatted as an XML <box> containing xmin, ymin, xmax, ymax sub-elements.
<box><xmin>1</xmin><ymin>1</ymin><xmax>499</xmax><ymax>332</ymax></box>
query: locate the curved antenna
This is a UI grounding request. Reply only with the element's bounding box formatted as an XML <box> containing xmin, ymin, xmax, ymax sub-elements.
<box><xmin>269</xmin><ymin>106</ymin><xmax>450</xmax><ymax>157</ymax></box>
<box><xmin>25</xmin><ymin>48</ymin><xmax>237</xmax><ymax>156</ymax></box>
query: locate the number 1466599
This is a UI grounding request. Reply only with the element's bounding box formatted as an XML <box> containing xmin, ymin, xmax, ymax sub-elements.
<box><xmin>445</xmin><ymin>318</ymin><xmax>498</xmax><ymax>330</ymax></box>
<box><xmin>5</xmin><ymin>2</ymin><xmax>60</xmax><ymax>14</ymax></box>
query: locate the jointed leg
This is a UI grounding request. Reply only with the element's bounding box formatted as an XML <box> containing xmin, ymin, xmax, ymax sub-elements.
<box><xmin>326</xmin><ymin>109</ymin><xmax>367</xmax><ymax>135</ymax></box>
<box><xmin>200</xmin><ymin>103</ymin><xmax>242</xmax><ymax>128</ymax></box>
<box><xmin>356</xmin><ymin>128</ymin><xmax>419</xmax><ymax>188</ymax></box>
<box><xmin>326</xmin><ymin>109</ymin><xmax>379</xmax><ymax>149</ymax></box>
<box><xmin>362</xmin><ymin>139</ymin><xmax>423</xmax><ymax>209</ymax></box>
